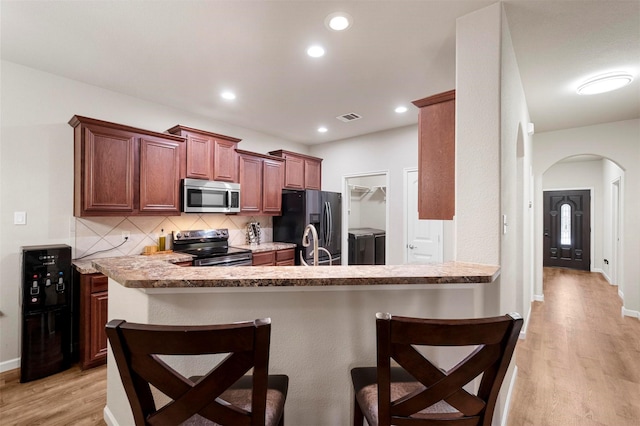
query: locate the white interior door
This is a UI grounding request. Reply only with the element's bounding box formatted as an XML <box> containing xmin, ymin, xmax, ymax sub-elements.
<box><xmin>405</xmin><ymin>169</ymin><xmax>443</xmax><ymax>263</ymax></box>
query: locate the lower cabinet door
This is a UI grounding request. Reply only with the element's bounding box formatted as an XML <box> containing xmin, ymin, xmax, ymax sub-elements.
<box><xmin>79</xmin><ymin>273</ymin><xmax>108</xmax><ymax>370</ymax></box>
<box><xmin>89</xmin><ymin>291</ymin><xmax>109</xmax><ymax>365</ymax></box>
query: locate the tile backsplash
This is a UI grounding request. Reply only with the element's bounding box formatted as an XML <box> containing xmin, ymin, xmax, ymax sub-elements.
<box><xmin>73</xmin><ymin>214</ymin><xmax>273</xmax><ymax>260</ymax></box>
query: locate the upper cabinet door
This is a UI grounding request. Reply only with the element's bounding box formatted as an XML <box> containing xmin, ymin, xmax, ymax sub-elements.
<box><xmin>212</xmin><ymin>138</ymin><xmax>238</xmax><ymax>182</ymax></box>
<box><xmin>412</xmin><ymin>90</ymin><xmax>455</xmax><ymax>220</ymax></box>
<box><xmin>139</xmin><ymin>136</ymin><xmax>182</xmax><ymax>213</ymax></box>
<box><xmin>262</xmin><ymin>158</ymin><xmax>284</xmax><ymax>214</ymax></box>
<box><xmin>303</xmin><ymin>158</ymin><xmax>322</xmax><ymax>190</ymax></box>
<box><xmin>80</xmin><ymin>125</ymin><xmax>136</xmax><ymax>214</ymax></box>
<box><xmin>238</xmin><ymin>153</ymin><xmax>263</xmax><ymax>214</ymax></box>
<box><xmin>283</xmin><ymin>154</ymin><xmax>305</xmax><ymax>189</ymax></box>
<box><xmin>185</xmin><ymin>134</ymin><xmax>213</xmax><ymax>180</ymax></box>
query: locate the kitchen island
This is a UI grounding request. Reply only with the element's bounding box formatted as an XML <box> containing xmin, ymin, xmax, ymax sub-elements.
<box><xmin>95</xmin><ymin>257</ymin><xmax>500</xmax><ymax>426</ymax></box>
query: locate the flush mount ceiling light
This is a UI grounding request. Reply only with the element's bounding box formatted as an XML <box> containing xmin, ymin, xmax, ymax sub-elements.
<box><xmin>317</xmin><ymin>126</ymin><xmax>328</xmax><ymax>133</ymax></box>
<box><xmin>220</xmin><ymin>91</ymin><xmax>236</xmax><ymax>100</ymax></box>
<box><xmin>576</xmin><ymin>72</ymin><xmax>633</xmax><ymax>95</ymax></box>
<box><xmin>325</xmin><ymin>12</ymin><xmax>352</xmax><ymax>31</ymax></box>
<box><xmin>307</xmin><ymin>45</ymin><xmax>325</xmax><ymax>58</ymax></box>
<box><xmin>395</xmin><ymin>106</ymin><xmax>408</xmax><ymax>113</ymax></box>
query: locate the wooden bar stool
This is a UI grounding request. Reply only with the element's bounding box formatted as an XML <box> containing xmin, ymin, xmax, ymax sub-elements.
<box><xmin>106</xmin><ymin>318</ymin><xmax>288</xmax><ymax>426</ymax></box>
<box><xmin>351</xmin><ymin>312</ymin><xmax>522</xmax><ymax>426</ymax></box>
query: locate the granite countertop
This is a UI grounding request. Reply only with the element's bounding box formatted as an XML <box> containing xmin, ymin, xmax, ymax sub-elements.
<box><xmin>91</xmin><ymin>256</ymin><xmax>500</xmax><ymax>289</ymax></box>
<box><xmin>74</xmin><ymin>252</ymin><xmax>194</xmax><ymax>274</ymax></box>
<box><xmin>233</xmin><ymin>242</ymin><xmax>297</xmax><ymax>253</ymax></box>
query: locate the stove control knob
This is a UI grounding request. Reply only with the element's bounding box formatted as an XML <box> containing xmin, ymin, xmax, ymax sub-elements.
<box><xmin>175</xmin><ymin>232</ymin><xmax>182</xmax><ymax>239</ymax></box>
<box><xmin>184</xmin><ymin>232</ymin><xmax>190</xmax><ymax>238</ymax></box>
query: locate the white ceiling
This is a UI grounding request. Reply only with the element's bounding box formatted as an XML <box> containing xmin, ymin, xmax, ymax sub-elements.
<box><xmin>1</xmin><ymin>0</ymin><xmax>638</xmax><ymax>145</ymax></box>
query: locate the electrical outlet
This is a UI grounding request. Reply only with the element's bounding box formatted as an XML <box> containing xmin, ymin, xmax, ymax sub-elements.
<box><xmin>122</xmin><ymin>231</ymin><xmax>130</xmax><ymax>241</ymax></box>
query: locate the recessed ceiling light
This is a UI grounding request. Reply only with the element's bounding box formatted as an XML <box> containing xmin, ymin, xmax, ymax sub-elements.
<box><xmin>307</xmin><ymin>45</ymin><xmax>325</xmax><ymax>58</ymax></box>
<box><xmin>317</xmin><ymin>126</ymin><xmax>328</xmax><ymax>133</ymax></box>
<box><xmin>577</xmin><ymin>72</ymin><xmax>633</xmax><ymax>95</ymax></box>
<box><xmin>221</xmin><ymin>91</ymin><xmax>236</xmax><ymax>100</ymax></box>
<box><xmin>325</xmin><ymin>12</ymin><xmax>352</xmax><ymax>31</ymax></box>
<box><xmin>395</xmin><ymin>106</ymin><xmax>408</xmax><ymax>113</ymax></box>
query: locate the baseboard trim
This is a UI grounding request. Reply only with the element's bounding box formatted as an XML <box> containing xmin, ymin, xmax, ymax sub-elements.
<box><xmin>596</xmin><ymin>268</ymin><xmax>614</xmax><ymax>284</ymax></box>
<box><xmin>533</xmin><ymin>294</ymin><xmax>544</xmax><ymax>302</ymax></box>
<box><xmin>104</xmin><ymin>406</ymin><xmax>117</xmax><ymax>426</ymax></box>
<box><xmin>501</xmin><ymin>365</ymin><xmax>518</xmax><ymax>426</ymax></box>
<box><xmin>519</xmin><ymin>303</ymin><xmax>535</xmax><ymax>340</ymax></box>
<box><xmin>0</xmin><ymin>358</ymin><xmax>20</xmax><ymax>374</ymax></box>
<box><xmin>622</xmin><ymin>307</ymin><xmax>640</xmax><ymax>319</ymax></box>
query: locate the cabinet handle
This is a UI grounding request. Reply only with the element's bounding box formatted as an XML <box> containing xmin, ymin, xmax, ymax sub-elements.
<box><xmin>408</xmin><ymin>244</ymin><xmax>415</xmax><ymax>249</ymax></box>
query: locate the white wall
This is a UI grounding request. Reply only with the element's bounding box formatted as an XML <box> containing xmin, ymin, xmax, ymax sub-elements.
<box><xmin>542</xmin><ymin>159</ymin><xmax>604</xmax><ymax>271</ymax></box>
<box><xmin>346</xmin><ymin>174</ymin><xmax>387</xmax><ymax>231</ymax></box>
<box><xmin>0</xmin><ymin>61</ymin><xmax>310</xmax><ymax>368</ymax></box>
<box><xmin>501</xmin><ymin>5</ymin><xmax>534</xmax><ymax>327</ymax></box>
<box><xmin>456</xmin><ymin>4</ymin><xmax>502</xmax><ymax>267</ymax></box>
<box><xmin>601</xmin><ymin>160</ymin><xmax>625</xmax><ymax>285</ymax></box>
<box><xmin>533</xmin><ymin>119</ymin><xmax>640</xmax><ymax>316</ymax></box>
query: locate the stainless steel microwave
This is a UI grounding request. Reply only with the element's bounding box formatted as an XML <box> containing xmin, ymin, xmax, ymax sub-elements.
<box><xmin>182</xmin><ymin>179</ymin><xmax>241</xmax><ymax>213</ymax></box>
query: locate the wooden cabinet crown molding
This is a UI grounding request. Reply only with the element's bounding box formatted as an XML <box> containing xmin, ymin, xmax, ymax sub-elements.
<box><xmin>165</xmin><ymin>125</ymin><xmax>242</xmax><ymax>143</ymax></box>
<box><xmin>268</xmin><ymin>149</ymin><xmax>323</xmax><ymax>163</ymax></box>
<box><xmin>236</xmin><ymin>149</ymin><xmax>284</xmax><ymax>162</ymax></box>
<box><xmin>69</xmin><ymin>116</ymin><xmax>185</xmax><ymax>143</ymax></box>
<box><xmin>412</xmin><ymin>89</ymin><xmax>456</xmax><ymax>108</ymax></box>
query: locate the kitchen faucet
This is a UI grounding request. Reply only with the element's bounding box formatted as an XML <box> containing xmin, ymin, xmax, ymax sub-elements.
<box><xmin>300</xmin><ymin>224</ymin><xmax>332</xmax><ymax>266</ymax></box>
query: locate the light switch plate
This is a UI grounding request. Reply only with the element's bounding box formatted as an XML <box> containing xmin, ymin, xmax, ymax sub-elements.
<box><xmin>14</xmin><ymin>211</ymin><xmax>27</xmax><ymax>225</ymax></box>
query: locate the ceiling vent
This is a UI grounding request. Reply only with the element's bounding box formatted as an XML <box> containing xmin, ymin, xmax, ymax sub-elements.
<box><xmin>336</xmin><ymin>113</ymin><xmax>362</xmax><ymax>122</ymax></box>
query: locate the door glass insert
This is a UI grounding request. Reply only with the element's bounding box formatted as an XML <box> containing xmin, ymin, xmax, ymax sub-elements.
<box><xmin>560</xmin><ymin>203</ymin><xmax>571</xmax><ymax>245</ymax></box>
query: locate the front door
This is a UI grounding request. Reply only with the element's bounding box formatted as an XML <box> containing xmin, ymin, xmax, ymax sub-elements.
<box><xmin>406</xmin><ymin>169</ymin><xmax>443</xmax><ymax>263</ymax></box>
<box><xmin>543</xmin><ymin>190</ymin><xmax>590</xmax><ymax>271</ymax></box>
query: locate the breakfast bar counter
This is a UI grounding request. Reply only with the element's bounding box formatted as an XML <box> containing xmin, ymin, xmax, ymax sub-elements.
<box><xmin>98</xmin><ymin>258</ymin><xmax>501</xmax><ymax>426</ymax></box>
<box><xmin>92</xmin><ymin>256</ymin><xmax>499</xmax><ymax>289</ymax></box>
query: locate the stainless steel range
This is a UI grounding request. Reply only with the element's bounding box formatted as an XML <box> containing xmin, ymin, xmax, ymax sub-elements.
<box><xmin>172</xmin><ymin>229</ymin><xmax>252</xmax><ymax>267</ymax></box>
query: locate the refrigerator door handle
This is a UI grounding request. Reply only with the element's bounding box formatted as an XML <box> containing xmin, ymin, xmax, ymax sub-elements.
<box><xmin>325</xmin><ymin>201</ymin><xmax>332</xmax><ymax>246</ymax></box>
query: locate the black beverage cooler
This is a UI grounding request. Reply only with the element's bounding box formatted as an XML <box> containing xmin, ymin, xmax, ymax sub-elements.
<box><xmin>20</xmin><ymin>244</ymin><xmax>72</xmax><ymax>382</ymax></box>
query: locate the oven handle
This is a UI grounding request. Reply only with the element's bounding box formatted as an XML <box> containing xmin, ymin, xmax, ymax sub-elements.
<box><xmin>193</xmin><ymin>256</ymin><xmax>253</xmax><ymax>267</ymax></box>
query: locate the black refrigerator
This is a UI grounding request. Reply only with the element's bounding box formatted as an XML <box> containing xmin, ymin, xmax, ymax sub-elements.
<box><xmin>274</xmin><ymin>190</ymin><xmax>342</xmax><ymax>265</ymax></box>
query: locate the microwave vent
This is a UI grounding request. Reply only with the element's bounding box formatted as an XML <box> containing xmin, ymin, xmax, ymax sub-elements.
<box><xmin>336</xmin><ymin>113</ymin><xmax>362</xmax><ymax>122</ymax></box>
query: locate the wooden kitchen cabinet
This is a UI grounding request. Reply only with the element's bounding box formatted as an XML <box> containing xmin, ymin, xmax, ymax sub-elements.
<box><xmin>77</xmin><ymin>272</ymin><xmax>108</xmax><ymax>370</ymax></box>
<box><xmin>237</xmin><ymin>150</ymin><xmax>284</xmax><ymax>215</ymax></box>
<box><xmin>69</xmin><ymin>116</ymin><xmax>185</xmax><ymax>217</ymax></box>
<box><xmin>412</xmin><ymin>90</ymin><xmax>455</xmax><ymax>220</ymax></box>
<box><xmin>252</xmin><ymin>248</ymin><xmax>295</xmax><ymax>266</ymax></box>
<box><xmin>167</xmin><ymin>125</ymin><xmax>240</xmax><ymax>182</ymax></box>
<box><xmin>252</xmin><ymin>251</ymin><xmax>276</xmax><ymax>266</ymax></box>
<box><xmin>275</xmin><ymin>248</ymin><xmax>295</xmax><ymax>266</ymax></box>
<box><xmin>269</xmin><ymin>150</ymin><xmax>322</xmax><ymax>190</ymax></box>
<box><xmin>139</xmin><ymin>135</ymin><xmax>182</xmax><ymax>214</ymax></box>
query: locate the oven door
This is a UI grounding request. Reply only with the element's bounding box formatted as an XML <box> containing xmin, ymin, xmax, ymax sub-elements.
<box><xmin>193</xmin><ymin>253</ymin><xmax>253</xmax><ymax>267</ymax></box>
<box><xmin>182</xmin><ymin>179</ymin><xmax>240</xmax><ymax>213</ymax></box>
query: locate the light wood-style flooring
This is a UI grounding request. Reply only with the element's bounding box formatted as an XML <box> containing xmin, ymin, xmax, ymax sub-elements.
<box><xmin>1</xmin><ymin>268</ymin><xmax>638</xmax><ymax>425</ymax></box>
<box><xmin>508</xmin><ymin>267</ymin><xmax>640</xmax><ymax>425</ymax></box>
<box><xmin>0</xmin><ymin>363</ymin><xmax>106</xmax><ymax>425</ymax></box>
